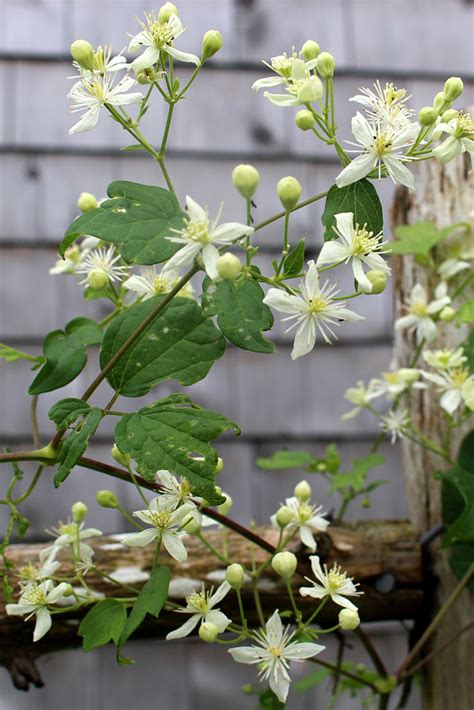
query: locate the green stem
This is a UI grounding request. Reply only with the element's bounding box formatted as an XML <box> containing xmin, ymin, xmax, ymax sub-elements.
<box><xmin>30</xmin><ymin>396</ymin><xmax>41</xmax><ymax>449</ymax></box>
<box><xmin>196</xmin><ymin>532</ymin><xmax>230</xmax><ymax>565</ymax></box>
<box><xmin>254</xmin><ymin>191</ymin><xmax>328</xmax><ymax>233</ymax></box>
<box><xmin>252</xmin><ymin>579</ymin><xmax>265</xmax><ymax>627</ymax></box>
<box><xmin>302</xmin><ymin>597</ymin><xmax>328</xmax><ymax>627</ymax></box>
<box><xmin>283</xmin><ymin>211</ymin><xmax>290</xmax><ymax>255</ymax></box>
<box><xmin>307</xmin><ymin>657</ymin><xmax>379</xmax><ymax>692</ymax></box>
<box><xmin>355</xmin><ymin>627</ymin><xmax>388</xmax><ymax>677</ymax></box>
<box><xmin>452</xmin><ymin>271</ymin><xmax>473</xmax><ymax>300</ymax></box>
<box><xmin>11</xmin><ymin>465</ymin><xmax>44</xmax><ymax>505</ymax></box>
<box><xmin>177</xmin><ymin>65</ymin><xmax>202</xmax><ymax>99</ymax></box>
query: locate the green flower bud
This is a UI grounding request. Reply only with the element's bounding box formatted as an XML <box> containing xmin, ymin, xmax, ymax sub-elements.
<box><xmin>316</xmin><ymin>51</ymin><xmax>336</xmax><ymax>78</ymax></box>
<box><xmin>215</xmin><ymin>457</ymin><xmax>224</xmax><ymax>474</ymax></box>
<box><xmin>136</xmin><ymin>67</ymin><xmax>158</xmax><ymax>84</ymax></box>
<box><xmin>294</xmin><ymin>480</ymin><xmax>311</xmax><ymax>502</ymax></box>
<box><xmin>216</xmin><ymin>253</ymin><xmax>242</xmax><ymax>280</ymax></box>
<box><xmin>87</xmin><ymin>269</ymin><xmax>109</xmax><ymax>290</ymax></box>
<box><xmin>433</xmin><ymin>91</ymin><xmax>450</xmax><ymax>115</ymax></box>
<box><xmin>242</xmin><ymin>684</ymin><xmax>254</xmax><ymax>695</ymax></box>
<box><xmin>275</xmin><ymin>505</ymin><xmax>293</xmax><ymax>528</ymax></box>
<box><xmin>295</xmin><ymin>109</ymin><xmax>316</xmax><ymax>131</ymax></box>
<box><xmin>111</xmin><ymin>444</ymin><xmax>131</xmax><ymax>468</ymax></box>
<box><xmin>418</xmin><ymin>106</ymin><xmax>437</xmax><ymax>126</ymax></box>
<box><xmin>199</xmin><ymin>621</ymin><xmax>219</xmax><ymax>643</ymax></box>
<box><xmin>201</xmin><ymin>30</ymin><xmax>223</xmax><ymax>61</ymax></box>
<box><xmin>272</xmin><ymin>551</ymin><xmax>297</xmax><ymax>579</ymax></box>
<box><xmin>63</xmin><ymin>583</ymin><xmax>75</xmax><ymax>597</ymax></box>
<box><xmin>338</xmin><ymin>608</ymin><xmax>360</xmax><ymax>630</ymax></box>
<box><xmin>232</xmin><ymin>164</ymin><xmax>260</xmax><ymax>200</ymax></box>
<box><xmin>70</xmin><ymin>40</ymin><xmax>95</xmax><ymax>71</ymax></box>
<box><xmin>398</xmin><ymin>368</ymin><xmax>420</xmax><ymax>385</ymax></box>
<box><xmin>96</xmin><ymin>489</ymin><xmax>120</xmax><ymax>509</ymax></box>
<box><xmin>441</xmin><ymin>108</ymin><xmax>458</xmax><ymax>123</ymax></box>
<box><xmin>360</xmin><ymin>269</ymin><xmax>388</xmax><ymax>295</ymax></box>
<box><xmin>277</xmin><ymin>176</ymin><xmax>302</xmax><ymax>211</ymax></box>
<box><xmin>443</xmin><ymin>76</ymin><xmax>463</xmax><ymax>102</ymax></box>
<box><xmin>218</xmin><ymin>493</ymin><xmax>233</xmax><ymax>515</ymax></box>
<box><xmin>440</xmin><ymin>305</ymin><xmax>456</xmax><ymax>322</ymax></box>
<box><xmin>77</xmin><ymin>192</ymin><xmax>99</xmax><ymax>212</ymax></box>
<box><xmin>158</xmin><ymin>2</ymin><xmax>178</xmax><ymax>23</ymax></box>
<box><xmin>182</xmin><ymin>513</ymin><xmax>201</xmax><ymax>535</ymax></box>
<box><xmin>301</xmin><ymin>40</ymin><xmax>320</xmax><ymax>61</ymax></box>
<box><xmin>361</xmin><ymin>497</ymin><xmax>370</xmax><ymax>508</ymax></box>
<box><xmin>71</xmin><ymin>501</ymin><xmax>88</xmax><ymax>523</ymax></box>
<box><xmin>225</xmin><ymin>563</ymin><xmax>245</xmax><ymax>589</ymax></box>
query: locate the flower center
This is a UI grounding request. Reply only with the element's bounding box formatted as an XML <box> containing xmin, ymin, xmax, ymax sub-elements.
<box><xmin>272</xmin><ymin>53</ymin><xmax>297</xmax><ymax>79</ymax></box>
<box><xmin>451</xmin><ymin>368</ymin><xmax>468</xmax><ymax>388</ymax></box>
<box><xmin>23</xmin><ymin>586</ymin><xmax>47</xmax><ymax>606</ymax></box>
<box><xmin>326</xmin><ymin>565</ymin><xmax>347</xmax><ymax>593</ymax></box>
<box><xmin>84</xmin><ymin>78</ymin><xmax>109</xmax><ymax>103</ymax></box>
<box><xmin>298</xmin><ymin>503</ymin><xmax>313</xmax><ymax>523</ymax></box>
<box><xmin>149</xmin><ymin>511</ymin><xmax>172</xmax><ymax>529</ymax></box>
<box><xmin>19</xmin><ymin>564</ymin><xmax>38</xmax><ymax>581</ymax></box>
<box><xmin>184</xmin><ymin>219</ymin><xmax>211</xmax><ymax>243</ymax></box>
<box><xmin>187</xmin><ymin>591</ymin><xmax>209</xmax><ymax>613</ymax></box>
<box><xmin>455</xmin><ymin>113</ymin><xmax>474</xmax><ymax>139</ymax></box>
<box><xmin>352</xmin><ymin>225</ymin><xmax>379</xmax><ymax>255</ymax></box>
<box><xmin>147</xmin><ymin>17</ymin><xmax>175</xmax><ymax>48</ymax></box>
<box><xmin>267</xmin><ymin>645</ymin><xmax>284</xmax><ymax>658</ymax></box>
<box><xmin>59</xmin><ymin>523</ymin><xmax>78</xmax><ymax>536</ymax></box>
<box><xmin>153</xmin><ymin>275</ymin><xmax>171</xmax><ymax>293</ymax></box>
<box><xmin>384</xmin><ymin>83</ymin><xmax>406</xmax><ymax>105</ymax></box>
<box><xmin>373</xmin><ymin>133</ymin><xmax>393</xmax><ymax>157</ymax></box>
<box><xmin>307</xmin><ymin>296</ymin><xmax>329</xmax><ymax>315</ymax></box>
<box><xmin>92</xmin><ymin>45</ymin><xmax>112</xmax><ymax>73</ymax></box>
<box><xmin>410</xmin><ymin>302</ymin><xmax>428</xmax><ymax>317</ymax></box>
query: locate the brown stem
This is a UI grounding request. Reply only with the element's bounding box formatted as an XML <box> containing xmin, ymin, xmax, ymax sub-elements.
<box><xmin>307</xmin><ymin>656</ymin><xmax>379</xmax><ymax>692</ymax></box>
<box><xmin>355</xmin><ymin>627</ymin><xmax>388</xmax><ymax>677</ymax></box>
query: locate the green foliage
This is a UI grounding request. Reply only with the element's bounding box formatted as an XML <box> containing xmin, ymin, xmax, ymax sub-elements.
<box><xmin>48</xmin><ymin>398</ymin><xmax>92</xmax><ymax>430</ymax></box>
<box><xmin>54</xmin><ymin>408</ymin><xmax>103</xmax><ymax>487</ymax></box>
<box><xmin>100</xmin><ymin>295</ymin><xmax>226</xmax><ymax>397</ymax></box>
<box><xmin>0</xmin><ymin>343</ymin><xmax>41</xmax><ymax>365</ymax></box>
<box><xmin>321</xmin><ymin>179</ymin><xmax>383</xmax><ymax>242</ymax></box>
<box><xmin>462</xmin><ymin>331</ymin><xmax>474</xmax><ymax>374</ymax></box>
<box><xmin>455</xmin><ymin>299</ymin><xmax>474</xmax><ymax>325</ymax></box>
<box><xmin>257</xmin><ymin>450</ymin><xmax>315</xmax><ymax>470</ymax></box>
<box><xmin>281</xmin><ymin>238</ymin><xmax>305</xmax><ymax>277</ymax></box>
<box><xmin>114</xmin><ymin>394</ymin><xmax>239</xmax><ymax>504</ymax></box>
<box><xmin>60</xmin><ymin>181</ymin><xmax>185</xmax><ymax>265</ymax></box>
<box><xmin>79</xmin><ymin>600</ymin><xmax>127</xmax><ymax>652</ymax></box>
<box><xmin>117</xmin><ymin>566</ymin><xmax>170</xmax><ymax>663</ymax></box>
<box><xmin>28</xmin><ymin>318</ymin><xmax>102</xmax><ymax>396</ymax></box>
<box><xmin>389</xmin><ymin>222</ymin><xmax>447</xmax><ymax>255</ymax></box>
<box><xmin>204</xmin><ymin>278</ymin><xmax>275</xmax><ymax>353</ymax></box>
<box><xmin>243</xmin><ymin>686</ymin><xmax>285</xmax><ymax>709</ymax></box>
<box><xmin>329</xmin><ymin>454</ymin><xmax>385</xmax><ymax>497</ymax></box>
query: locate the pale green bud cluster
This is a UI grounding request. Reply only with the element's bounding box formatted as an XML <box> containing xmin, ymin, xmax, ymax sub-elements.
<box><xmin>71</xmin><ymin>501</ymin><xmax>88</xmax><ymax>523</ymax></box>
<box><xmin>418</xmin><ymin>106</ymin><xmax>438</xmax><ymax>127</ymax></box>
<box><xmin>201</xmin><ymin>30</ymin><xmax>223</xmax><ymax>61</ymax></box>
<box><xmin>216</xmin><ymin>253</ymin><xmax>242</xmax><ymax>280</ymax></box>
<box><xmin>275</xmin><ymin>505</ymin><xmax>293</xmax><ymax>528</ymax></box>
<box><xmin>360</xmin><ymin>269</ymin><xmax>388</xmax><ymax>295</ymax></box>
<box><xmin>295</xmin><ymin>109</ymin><xmax>316</xmax><ymax>131</ymax></box>
<box><xmin>199</xmin><ymin>621</ymin><xmax>219</xmax><ymax>642</ymax></box>
<box><xmin>443</xmin><ymin>76</ymin><xmax>463</xmax><ymax>103</ymax></box>
<box><xmin>271</xmin><ymin>551</ymin><xmax>297</xmax><ymax>579</ymax></box>
<box><xmin>87</xmin><ymin>269</ymin><xmax>109</xmax><ymax>290</ymax></box>
<box><xmin>440</xmin><ymin>306</ymin><xmax>456</xmax><ymax>322</ymax></box>
<box><xmin>338</xmin><ymin>608</ymin><xmax>360</xmax><ymax>630</ymax></box>
<box><xmin>301</xmin><ymin>40</ymin><xmax>320</xmax><ymax>61</ymax></box>
<box><xmin>158</xmin><ymin>2</ymin><xmax>178</xmax><ymax>22</ymax></box>
<box><xmin>70</xmin><ymin>39</ymin><xmax>95</xmax><ymax>71</ymax></box>
<box><xmin>226</xmin><ymin>563</ymin><xmax>245</xmax><ymax>589</ymax></box>
<box><xmin>96</xmin><ymin>490</ymin><xmax>120</xmax><ymax>509</ymax></box>
<box><xmin>277</xmin><ymin>176</ymin><xmax>302</xmax><ymax>211</ymax></box>
<box><xmin>294</xmin><ymin>480</ymin><xmax>311</xmax><ymax>502</ymax></box>
<box><xmin>111</xmin><ymin>444</ymin><xmax>131</xmax><ymax>468</ymax></box>
<box><xmin>232</xmin><ymin>164</ymin><xmax>260</xmax><ymax>200</ymax></box>
<box><xmin>316</xmin><ymin>51</ymin><xmax>335</xmax><ymax>78</ymax></box>
<box><xmin>77</xmin><ymin>192</ymin><xmax>99</xmax><ymax>212</ymax></box>
<box><xmin>136</xmin><ymin>68</ymin><xmax>158</xmax><ymax>85</ymax></box>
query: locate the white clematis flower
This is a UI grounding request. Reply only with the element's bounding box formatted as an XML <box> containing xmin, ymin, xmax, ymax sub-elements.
<box><xmin>77</xmin><ymin>246</ymin><xmax>129</xmax><ymax>287</ymax></box>
<box><xmin>432</xmin><ymin>113</ymin><xmax>474</xmax><ymax>168</ymax></box>
<box><xmin>394</xmin><ymin>282</ymin><xmax>451</xmax><ymax>342</ymax></box>
<box><xmin>423</xmin><ymin>348</ymin><xmax>467</xmax><ymax>370</ymax></box>
<box><xmin>72</xmin><ymin>45</ymin><xmax>128</xmax><ymax>78</ymax></box>
<box><xmin>6</xmin><ymin>581</ymin><xmax>71</xmax><ymax>642</ymax></box>
<box><xmin>165</xmin><ymin>196</ymin><xmax>253</xmax><ymax>280</ymax></box>
<box><xmin>155</xmin><ymin>470</ymin><xmax>197</xmax><ymax>510</ymax></box>
<box><xmin>316</xmin><ymin>212</ymin><xmax>390</xmax><ymax>292</ymax></box>
<box><xmin>349</xmin><ymin>81</ymin><xmax>413</xmax><ymax>130</ymax></box>
<box><xmin>335</xmin><ymin>112</ymin><xmax>419</xmax><ymax>192</ymax></box>
<box><xmin>263</xmin><ymin>260</ymin><xmax>364</xmax><ymax>359</ymax></box>
<box><xmin>380</xmin><ymin>409</ymin><xmax>411</xmax><ymax>444</ymax></box>
<box><xmin>377</xmin><ymin>368</ymin><xmax>426</xmax><ymax>398</ymax></box>
<box><xmin>342</xmin><ymin>379</ymin><xmax>383</xmax><ymax>419</ymax></box>
<box><xmin>128</xmin><ymin>12</ymin><xmax>199</xmax><ymax>72</ymax></box>
<box><xmin>17</xmin><ymin>558</ymin><xmax>60</xmax><ymax>584</ymax></box>
<box><xmin>41</xmin><ymin>521</ymin><xmax>102</xmax><ymax>568</ymax></box>
<box><xmin>124</xmin><ymin>266</ymin><xmax>194</xmax><ymax>301</ymax></box>
<box><xmin>421</xmin><ymin>368</ymin><xmax>474</xmax><ymax>415</ymax></box>
<box><xmin>299</xmin><ymin>556</ymin><xmax>362</xmax><ymax>610</ymax></box>
<box><xmin>68</xmin><ymin>74</ymin><xmax>143</xmax><ymax>134</ymax></box>
<box><xmin>262</xmin><ymin>58</ymin><xmax>323</xmax><ymax>107</ymax></box>
<box><xmin>229</xmin><ymin>609</ymin><xmax>325</xmax><ymax>703</ymax></box>
<box><xmin>166</xmin><ymin>582</ymin><xmax>231</xmax><ymax>640</ymax></box>
<box><xmin>252</xmin><ymin>51</ymin><xmax>318</xmax><ymax>92</ymax></box>
<box><xmin>271</xmin><ymin>496</ymin><xmax>329</xmax><ymax>551</ymax></box>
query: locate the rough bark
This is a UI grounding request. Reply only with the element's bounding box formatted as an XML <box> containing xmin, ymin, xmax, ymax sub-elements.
<box><xmin>391</xmin><ymin>153</ymin><xmax>474</xmax><ymax>710</ymax></box>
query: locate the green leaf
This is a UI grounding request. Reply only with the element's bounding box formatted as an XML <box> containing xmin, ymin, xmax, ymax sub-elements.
<box><xmin>48</xmin><ymin>398</ymin><xmax>92</xmax><ymax>430</ymax></box>
<box><xmin>295</xmin><ymin>667</ymin><xmax>332</xmax><ymax>693</ymax></box>
<box><xmin>54</xmin><ymin>408</ymin><xmax>103</xmax><ymax>487</ymax></box>
<box><xmin>117</xmin><ymin>566</ymin><xmax>170</xmax><ymax>663</ymax></box>
<box><xmin>60</xmin><ymin>181</ymin><xmax>185</xmax><ymax>265</ymax></box>
<box><xmin>321</xmin><ymin>180</ymin><xmax>383</xmax><ymax>242</ymax></box>
<box><xmin>449</xmin><ymin>543</ymin><xmax>474</xmax><ymax>591</ymax></box>
<box><xmin>330</xmin><ymin>453</ymin><xmax>384</xmax><ymax>494</ymax></box>
<box><xmin>455</xmin><ymin>300</ymin><xmax>474</xmax><ymax>325</ymax></box>
<box><xmin>0</xmin><ymin>343</ymin><xmax>40</xmax><ymax>364</ymax></box>
<box><xmin>256</xmin><ymin>450</ymin><xmax>315</xmax><ymax>470</ymax></box>
<box><xmin>79</xmin><ymin>600</ymin><xmax>127</xmax><ymax>652</ymax></box>
<box><xmin>389</xmin><ymin>222</ymin><xmax>445</xmax><ymax>255</ymax></box>
<box><xmin>440</xmin><ymin>431</ymin><xmax>474</xmax><ymax>548</ymax></box>
<box><xmin>28</xmin><ymin>318</ymin><xmax>103</xmax><ymax>396</ymax></box>
<box><xmin>204</xmin><ymin>279</ymin><xmax>275</xmax><ymax>353</ymax></box>
<box><xmin>100</xmin><ymin>295</ymin><xmax>226</xmax><ymax>397</ymax></box>
<box><xmin>115</xmin><ymin>394</ymin><xmax>239</xmax><ymax>503</ymax></box>
<box><xmin>462</xmin><ymin>331</ymin><xmax>474</xmax><ymax>374</ymax></box>
<box><xmin>282</xmin><ymin>238</ymin><xmax>305</xmax><ymax>276</ymax></box>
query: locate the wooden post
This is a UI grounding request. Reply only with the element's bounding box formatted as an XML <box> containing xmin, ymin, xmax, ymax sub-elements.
<box><xmin>391</xmin><ymin>153</ymin><xmax>474</xmax><ymax>709</ymax></box>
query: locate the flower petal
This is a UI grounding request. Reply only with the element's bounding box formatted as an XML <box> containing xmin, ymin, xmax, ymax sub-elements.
<box><xmin>121</xmin><ymin>528</ymin><xmax>158</xmax><ymax>547</ymax></box>
<box><xmin>162</xmin><ymin>532</ymin><xmax>188</xmax><ymax>562</ymax></box>
<box><xmin>205</xmin><ymin>609</ymin><xmax>231</xmax><ymax>633</ymax></box>
<box><xmin>284</xmin><ymin>641</ymin><xmax>325</xmax><ymax>660</ymax></box>
<box><xmin>33</xmin><ymin>607</ymin><xmax>52</xmax><ymax>642</ymax></box>
<box><xmin>165</xmin><ymin>46</ymin><xmax>200</xmax><ymax>66</ymax></box>
<box><xmin>291</xmin><ymin>316</ymin><xmax>316</xmax><ymax>360</ymax></box>
<box><xmin>166</xmin><ymin>614</ymin><xmax>200</xmax><ymax>640</ymax></box>
<box><xmin>229</xmin><ymin>646</ymin><xmax>261</xmax><ymax>665</ymax></box>
<box><xmin>335</xmin><ymin>153</ymin><xmax>377</xmax><ymax>188</ymax></box>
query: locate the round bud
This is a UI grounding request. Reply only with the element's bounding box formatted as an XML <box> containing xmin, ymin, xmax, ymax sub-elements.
<box><xmin>443</xmin><ymin>76</ymin><xmax>464</xmax><ymax>102</ymax></box>
<box><xmin>272</xmin><ymin>551</ymin><xmax>297</xmax><ymax>579</ymax></box>
<box><xmin>201</xmin><ymin>30</ymin><xmax>223</xmax><ymax>61</ymax></box>
<box><xmin>63</xmin><ymin>583</ymin><xmax>75</xmax><ymax>597</ymax></box>
<box><xmin>294</xmin><ymin>480</ymin><xmax>311</xmax><ymax>502</ymax></box>
<box><xmin>199</xmin><ymin>621</ymin><xmax>219</xmax><ymax>643</ymax></box>
<box><xmin>87</xmin><ymin>268</ymin><xmax>109</xmax><ymax>290</ymax></box>
<box><xmin>218</xmin><ymin>493</ymin><xmax>233</xmax><ymax>515</ymax></box>
<box><xmin>440</xmin><ymin>305</ymin><xmax>456</xmax><ymax>322</ymax></box>
<box><xmin>226</xmin><ymin>563</ymin><xmax>245</xmax><ymax>589</ymax></box>
<box><xmin>216</xmin><ymin>253</ymin><xmax>242</xmax><ymax>281</ymax></box>
<box><xmin>158</xmin><ymin>2</ymin><xmax>178</xmax><ymax>22</ymax></box>
<box><xmin>96</xmin><ymin>489</ymin><xmax>120</xmax><ymax>509</ymax></box>
<box><xmin>215</xmin><ymin>457</ymin><xmax>224</xmax><ymax>474</ymax></box>
<box><xmin>338</xmin><ymin>608</ymin><xmax>360</xmax><ymax>630</ymax></box>
<box><xmin>301</xmin><ymin>40</ymin><xmax>320</xmax><ymax>61</ymax></box>
<box><xmin>71</xmin><ymin>501</ymin><xmax>88</xmax><ymax>523</ymax></box>
<box><xmin>135</xmin><ymin>67</ymin><xmax>157</xmax><ymax>84</ymax></box>
<box><xmin>77</xmin><ymin>192</ymin><xmax>98</xmax><ymax>212</ymax></box>
<box><xmin>361</xmin><ymin>498</ymin><xmax>370</xmax><ymax>508</ymax></box>
<box><xmin>418</xmin><ymin>106</ymin><xmax>437</xmax><ymax>127</ymax></box>
<box><xmin>111</xmin><ymin>444</ymin><xmax>131</xmax><ymax>468</ymax></box>
<box><xmin>232</xmin><ymin>164</ymin><xmax>260</xmax><ymax>200</ymax></box>
<box><xmin>360</xmin><ymin>269</ymin><xmax>388</xmax><ymax>295</ymax></box>
<box><xmin>70</xmin><ymin>40</ymin><xmax>95</xmax><ymax>71</ymax></box>
<box><xmin>182</xmin><ymin>513</ymin><xmax>201</xmax><ymax>535</ymax></box>
<box><xmin>275</xmin><ymin>505</ymin><xmax>293</xmax><ymax>528</ymax></box>
<box><xmin>316</xmin><ymin>51</ymin><xmax>336</xmax><ymax>78</ymax></box>
<box><xmin>441</xmin><ymin>108</ymin><xmax>458</xmax><ymax>123</ymax></box>
<box><xmin>398</xmin><ymin>368</ymin><xmax>420</xmax><ymax>385</ymax></box>
<box><xmin>295</xmin><ymin>109</ymin><xmax>316</xmax><ymax>131</ymax></box>
<box><xmin>242</xmin><ymin>685</ymin><xmax>254</xmax><ymax>695</ymax></box>
<box><xmin>277</xmin><ymin>176</ymin><xmax>302</xmax><ymax>211</ymax></box>
<box><xmin>433</xmin><ymin>91</ymin><xmax>450</xmax><ymax>115</ymax></box>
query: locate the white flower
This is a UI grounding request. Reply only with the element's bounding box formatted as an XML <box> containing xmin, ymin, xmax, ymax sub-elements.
<box><xmin>335</xmin><ymin>112</ymin><xmax>419</xmax><ymax>192</ymax></box>
<box><xmin>77</xmin><ymin>246</ymin><xmax>128</xmax><ymax>286</ymax></box>
<box><xmin>437</xmin><ymin>222</ymin><xmax>474</xmax><ymax>279</ymax></box>
<box><xmin>229</xmin><ymin>609</ymin><xmax>325</xmax><ymax>703</ymax></box>
<box><xmin>316</xmin><ymin>212</ymin><xmax>390</xmax><ymax>293</ymax></box>
<box><xmin>394</xmin><ymin>283</ymin><xmax>451</xmax><ymax>342</ymax></box>
<box><xmin>155</xmin><ymin>470</ymin><xmax>198</xmax><ymax>510</ymax></box>
<box><xmin>350</xmin><ymin>81</ymin><xmax>413</xmax><ymax>130</ymax></box>
<box><xmin>252</xmin><ymin>51</ymin><xmax>318</xmax><ymax>91</ymax></box>
<box><xmin>263</xmin><ymin>260</ymin><xmax>364</xmax><ymax>359</ymax></box>
<box><xmin>41</xmin><ymin>522</ymin><xmax>102</xmax><ymax>567</ymax></box>
<box><xmin>166</xmin><ymin>582</ymin><xmax>231</xmax><ymax>640</ymax></box>
<box><xmin>128</xmin><ymin>12</ymin><xmax>199</xmax><ymax>73</ymax></box>
<box><xmin>68</xmin><ymin>74</ymin><xmax>143</xmax><ymax>134</ymax></box>
<box><xmin>124</xmin><ymin>266</ymin><xmax>194</xmax><ymax>301</ymax></box>
<box><xmin>72</xmin><ymin>45</ymin><xmax>128</xmax><ymax>78</ymax></box>
<box><xmin>261</xmin><ymin>58</ymin><xmax>323</xmax><ymax>107</ymax></box>
<box><xmin>299</xmin><ymin>556</ymin><xmax>362</xmax><ymax>610</ymax></box>
<box><xmin>49</xmin><ymin>245</ymin><xmax>82</xmax><ymax>275</ymax></box>
<box><xmin>380</xmin><ymin>409</ymin><xmax>411</xmax><ymax>444</ymax></box>
<box><xmin>121</xmin><ymin>498</ymin><xmax>193</xmax><ymax>562</ymax></box>
<box><xmin>17</xmin><ymin>558</ymin><xmax>60</xmax><ymax>584</ymax></box>
<box><xmin>165</xmin><ymin>196</ymin><xmax>253</xmax><ymax>280</ymax></box>
<box><xmin>271</xmin><ymin>496</ymin><xmax>329</xmax><ymax>551</ymax></box>
<box><xmin>421</xmin><ymin>368</ymin><xmax>474</xmax><ymax>415</ymax></box>
<box><xmin>433</xmin><ymin>113</ymin><xmax>474</xmax><ymax>168</ymax></box>
<box><xmin>342</xmin><ymin>379</ymin><xmax>383</xmax><ymax>419</ymax></box>
<box><xmin>377</xmin><ymin>368</ymin><xmax>426</xmax><ymax>398</ymax></box>
<box><xmin>6</xmin><ymin>581</ymin><xmax>71</xmax><ymax>642</ymax></box>
<box><xmin>423</xmin><ymin>348</ymin><xmax>467</xmax><ymax>370</ymax></box>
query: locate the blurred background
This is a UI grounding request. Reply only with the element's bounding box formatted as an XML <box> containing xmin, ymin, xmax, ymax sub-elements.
<box><xmin>0</xmin><ymin>0</ymin><xmax>473</xmax><ymax>707</ymax></box>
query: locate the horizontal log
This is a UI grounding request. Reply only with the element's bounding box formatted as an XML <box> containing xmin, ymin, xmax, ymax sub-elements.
<box><xmin>0</xmin><ymin>520</ymin><xmax>422</xmax><ymax>689</ymax></box>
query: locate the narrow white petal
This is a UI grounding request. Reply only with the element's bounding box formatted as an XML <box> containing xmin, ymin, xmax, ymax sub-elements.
<box><xmin>162</xmin><ymin>532</ymin><xmax>188</xmax><ymax>562</ymax></box>
<box><xmin>351</xmin><ymin>113</ymin><xmax>374</xmax><ymax>147</ymax></box>
<box><xmin>33</xmin><ymin>608</ymin><xmax>52</xmax><ymax>642</ymax></box>
<box><xmin>229</xmin><ymin>646</ymin><xmax>261</xmax><ymax>664</ymax></box>
<box><xmin>165</xmin><ymin>46</ymin><xmax>200</xmax><ymax>66</ymax></box>
<box><xmin>263</xmin><ymin>92</ymin><xmax>300</xmax><ymax>107</ymax></box>
<box><xmin>166</xmin><ymin>614</ymin><xmax>200</xmax><ymax>640</ymax></box>
<box><xmin>252</xmin><ymin>76</ymin><xmax>286</xmax><ymax>91</ymax></box>
<box><xmin>121</xmin><ymin>528</ymin><xmax>158</xmax><ymax>547</ymax></box>
<box><xmin>202</xmin><ymin>243</ymin><xmax>220</xmax><ymax>280</ymax></box>
<box><xmin>352</xmin><ymin>258</ymin><xmax>372</xmax><ymax>292</ymax></box>
<box><xmin>131</xmin><ymin>47</ymin><xmax>160</xmax><ymax>72</ymax></box>
<box><xmin>205</xmin><ymin>609</ymin><xmax>231</xmax><ymax>632</ymax></box>
<box><xmin>291</xmin><ymin>316</ymin><xmax>316</xmax><ymax>359</ymax></box>
<box><xmin>269</xmin><ymin>665</ymin><xmax>291</xmax><ymax>703</ymax></box>
<box><xmin>263</xmin><ymin>289</ymin><xmax>303</xmax><ymax>315</ymax></box>
<box><xmin>284</xmin><ymin>642</ymin><xmax>325</xmax><ymax>660</ymax></box>
<box><xmin>440</xmin><ymin>389</ymin><xmax>462</xmax><ymax>414</ymax></box>
<box><xmin>265</xmin><ymin>609</ymin><xmax>284</xmax><ymax>646</ymax></box>
<box><xmin>317</xmin><ymin>240</ymin><xmax>350</xmax><ymax>267</ymax></box>
<box><xmin>208</xmin><ymin>581</ymin><xmax>231</xmax><ymax>607</ymax></box>
<box><xmin>212</xmin><ymin>222</ymin><xmax>253</xmax><ymax>243</ymax></box>
<box><xmin>334</xmin><ymin>212</ymin><xmax>356</xmax><ymax>242</ymax></box>
<box><xmin>335</xmin><ymin>153</ymin><xmax>377</xmax><ymax>188</ymax></box>
<box><xmin>299</xmin><ymin>524</ymin><xmax>317</xmax><ymax>550</ymax></box>
<box><xmin>383</xmin><ymin>156</ymin><xmax>415</xmax><ymax>192</ymax></box>
<box><xmin>69</xmin><ymin>105</ymin><xmax>101</xmax><ymax>135</ymax></box>
<box><xmin>332</xmin><ymin>593</ymin><xmax>358</xmax><ymax>610</ymax></box>
<box><xmin>165</xmin><ymin>242</ymin><xmax>202</xmax><ymax>273</ymax></box>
